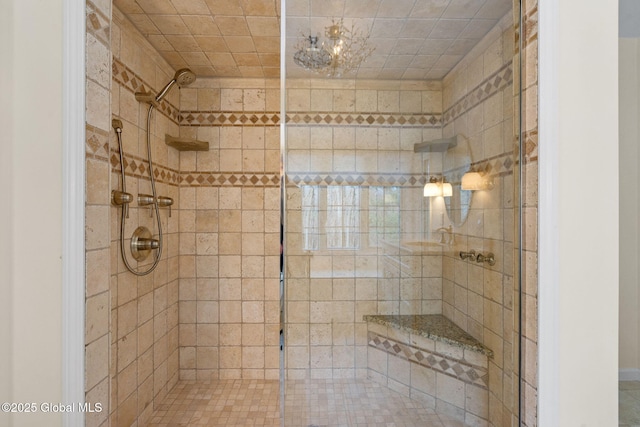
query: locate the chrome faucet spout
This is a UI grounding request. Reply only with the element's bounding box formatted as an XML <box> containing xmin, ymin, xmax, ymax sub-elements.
<box><xmin>433</xmin><ymin>225</ymin><xmax>453</xmax><ymax>244</ymax></box>
<box><xmin>434</xmin><ymin>225</ymin><xmax>452</xmax><ymax>233</ymax></box>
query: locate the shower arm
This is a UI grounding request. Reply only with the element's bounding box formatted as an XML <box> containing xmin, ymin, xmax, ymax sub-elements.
<box><xmin>154</xmin><ymin>80</ymin><xmax>176</xmax><ymax>103</ymax></box>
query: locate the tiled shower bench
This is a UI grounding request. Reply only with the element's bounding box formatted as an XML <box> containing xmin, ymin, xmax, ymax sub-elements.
<box><xmin>364</xmin><ymin>314</ymin><xmax>493</xmax><ymax>425</ymax></box>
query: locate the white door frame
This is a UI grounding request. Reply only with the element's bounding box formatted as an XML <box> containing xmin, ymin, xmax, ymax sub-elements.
<box><xmin>62</xmin><ymin>0</ymin><xmax>85</xmax><ymax>426</ymax></box>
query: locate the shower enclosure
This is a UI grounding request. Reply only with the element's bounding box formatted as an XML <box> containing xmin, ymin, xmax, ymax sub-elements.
<box><xmin>281</xmin><ymin>1</ymin><xmax>522</xmax><ymax>425</ymax></box>
<box><xmin>87</xmin><ymin>0</ymin><xmax>525</xmax><ymax>424</ymax></box>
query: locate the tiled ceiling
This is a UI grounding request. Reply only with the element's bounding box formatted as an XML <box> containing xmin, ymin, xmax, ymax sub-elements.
<box><xmin>115</xmin><ymin>0</ymin><xmax>512</xmax><ymax>80</ymax></box>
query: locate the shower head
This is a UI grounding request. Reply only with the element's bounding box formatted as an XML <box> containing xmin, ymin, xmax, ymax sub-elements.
<box><xmin>154</xmin><ymin>68</ymin><xmax>196</xmax><ymax>102</ymax></box>
<box><xmin>174</xmin><ymin>68</ymin><xmax>196</xmax><ymax>86</ymax></box>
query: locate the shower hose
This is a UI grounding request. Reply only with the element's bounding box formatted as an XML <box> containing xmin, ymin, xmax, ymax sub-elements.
<box><xmin>114</xmin><ymin>103</ymin><xmax>163</xmax><ymax>276</ymax></box>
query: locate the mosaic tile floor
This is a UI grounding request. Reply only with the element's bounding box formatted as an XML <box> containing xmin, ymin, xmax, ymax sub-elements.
<box><xmin>147</xmin><ymin>378</ymin><xmax>469</xmax><ymax>426</ymax></box>
<box><xmin>621</xmin><ymin>381</ymin><xmax>640</xmax><ymax>427</ymax></box>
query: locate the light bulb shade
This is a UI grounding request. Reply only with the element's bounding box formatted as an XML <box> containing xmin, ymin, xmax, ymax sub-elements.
<box><xmin>461</xmin><ymin>172</ymin><xmax>484</xmax><ymax>190</ymax></box>
<box><xmin>442</xmin><ymin>182</ymin><xmax>453</xmax><ymax>197</ymax></box>
<box><xmin>423</xmin><ymin>182</ymin><xmax>441</xmax><ymax>197</ymax></box>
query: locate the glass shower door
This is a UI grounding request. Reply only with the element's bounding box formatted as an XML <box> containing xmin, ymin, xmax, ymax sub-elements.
<box><xmin>280</xmin><ymin>1</ymin><xmax>522</xmax><ymax>425</ymax></box>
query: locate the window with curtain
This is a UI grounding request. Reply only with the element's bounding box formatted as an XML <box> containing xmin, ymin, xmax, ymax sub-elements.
<box><xmin>301</xmin><ymin>185</ymin><xmax>362</xmax><ymax>250</ymax></box>
<box><xmin>326</xmin><ymin>186</ymin><xmax>360</xmax><ymax>249</ymax></box>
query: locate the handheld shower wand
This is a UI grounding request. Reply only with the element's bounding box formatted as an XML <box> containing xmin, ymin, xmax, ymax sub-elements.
<box><xmin>154</xmin><ymin>68</ymin><xmax>197</xmax><ymax>102</ymax></box>
<box><xmin>115</xmin><ymin>68</ymin><xmax>196</xmax><ymax>276</ymax></box>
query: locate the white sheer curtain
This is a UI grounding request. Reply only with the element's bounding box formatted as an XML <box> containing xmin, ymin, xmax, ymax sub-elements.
<box><xmin>302</xmin><ymin>186</ymin><xmax>319</xmax><ymax>250</ymax></box>
<box><xmin>326</xmin><ymin>186</ymin><xmax>360</xmax><ymax>249</ymax></box>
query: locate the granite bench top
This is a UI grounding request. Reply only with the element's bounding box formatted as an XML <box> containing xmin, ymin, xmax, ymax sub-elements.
<box><xmin>363</xmin><ymin>314</ymin><xmax>493</xmax><ymax>357</ymax></box>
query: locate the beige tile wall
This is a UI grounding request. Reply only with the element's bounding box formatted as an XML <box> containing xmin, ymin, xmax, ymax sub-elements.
<box><xmin>177</xmin><ymin>78</ymin><xmax>281</xmax><ymax>380</ymax></box>
<box><xmin>85</xmin><ymin>2</ymin><xmax>112</xmax><ymax>427</ymax></box>
<box><xmin>85</xmin><ymin>3</ymin><xmax>182</xmax><ymax>426</ymax></box>
<box><xmin>440</xmin><ymin>11</ymin><xmax>519</xmax><ymax>427</ymax></box>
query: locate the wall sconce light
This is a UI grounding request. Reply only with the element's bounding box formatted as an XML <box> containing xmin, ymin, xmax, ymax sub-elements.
<box><xmin>424</xmin><ymin>176</ymin><xmax>452</xmax><ymax>197</ymax></box>
<box><xmin>461</xmin><ymin>171</ymin><xmax>494</xmax><ymax>191</ymax></box>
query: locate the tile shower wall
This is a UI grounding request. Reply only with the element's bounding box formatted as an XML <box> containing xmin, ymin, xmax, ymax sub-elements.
<box><xmin>85</xmin><ymin>3</ymin><xmax>182</xmax><ymax>426</ymax></box>
<box><xmin>284</xmin><ymin>79</ymin><xmax>445</xmax><ymax>380</ymax></box>
<box><xmin>86</xmin><ymin>4</ymin><xmax>283</xmax><ymax>423</ymax></box>
<box><xmin>176</xmin><ymin>78</ymin><xmax>281</xmax><ymax>380</ymax></box>
<box><xmin>85</xmin><ymin>2</ymin><xmax>113</xmax><ymax>427</ymax></box>
<box><xmin>440</xmin><ymin>12</ymin><xmax>518</xmax><ymax>426</ymax></box>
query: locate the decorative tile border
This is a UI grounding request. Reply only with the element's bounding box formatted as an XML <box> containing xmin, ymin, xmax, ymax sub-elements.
<box><xmin>523</xmin><ymin>128</ymin><xmax>538</xmax><ymax>164</ymax></box>
<box><xmin>112</xmin><ymin>58</ymin><xmax>180</xmax><ymax>123</ymax></box>
<box><xmin>286</xmin><ymin>112</ymin><xmax>441</xmax><ymax>128</ymax></box>
<box><xmin>177</xmin><ymin>111</ymin><xmax>443</xmax><ymax>128</ymax></box>
<box><xmin>110</xmin><ymin>151</ymin><xmax>180</xmax><ymax>186</ymax></box>
<box><xmin>86</xmin><ymin>1</ymin><xmax>109</xmax><ymax>46</ymax></box>
<box><xmin>523</xmin><ymin>5</ymin><xmax>539</xmax><ymax>48</ymax></box>
<box><xmin>178</xmin><ymin>111</ymin><xmax>280</xmax><ymax>127</ymax></box>
<box><xmin>472</xmin><ymin>151</ymin><xmax>517</xmax><ymax>177</ymax></box>
<box><xmin>86</xmin><ymin>124</ymin><xmax>110</xmax><ymax>161</ymax></box>
<box><xmin>286</xmin><ymin>172</ymin><xmax>426</xmax><ymax>188</ymax></box>
<box><xmin>108</xmin><ymin>150</ymin><xmax>514</xmax><ymax>189</ymax></box>
<box><xmin>285</xmin><ymin>153</ymin><xmax>515</xmax><ymax>189</ymax></box>
<box><xmin>179</xmin><ymin>171</ymin><xmax>280</xmax><ymax>187</ymax></box>
<box><xmin>443</xmin><ymin>63</ymin><xmax>513</xmax><ymax>125</ymax></box>
<box><xmin>367</xmin><ymin>331</ymin><xmax>489</xmax><ymax>390</ymax></box>
<box><xmin>110</xmin><ymin>150</ymin><xmax>279</xmax><ymax>187</ymax></box>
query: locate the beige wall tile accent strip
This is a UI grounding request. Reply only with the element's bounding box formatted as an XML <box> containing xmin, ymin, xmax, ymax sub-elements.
<box><xmin>286</xmin><ymin>112</ymin><xmax>442</xmax><ymax>128</ymax></box>
<box><xmin>523</xmin><ymin>129</ymin><xmax>538</xmax><ymax>163</ymax></box>
<box><xmin>110</xmin><ymin>149</ymin><xmax>279</xmax><ymax>187</ymax></box>
<box><xmin>86</xmin><ymin>125</ymin><xmax>110</xmax><ymax>160</ymax></box>
<box><xmin>110</xmin><ymin>151</ymin><xmax>180</xmax><ymax>186</ymax></box>
<box><xmin>177</xmin><ymin>111</ymin><xmax>443</xmax><ymax>128</ymax></box>
<box><xmin>443</xmin><ymin>63</ymin><xmax>513</xmax><ymax>125</ymax></box>
<box><xmin>178</xmin><ymin>111</ymin><xmax>280</xmax><ymax>127</ymax></box>
<box><xmin>112</xmin><ymin>58</ymin><xmax>180</xmax><ymax>123</ymax></box>
<box><xmin>180</xmin><ymin>171</ymin><xmax>280</xmax><ymax>187</ymax></box>
<box><xmin>523</xmin><ymin>6</ymin><xmax>539</xmax><ymax>48</ymax></box>
<box><xmin>86</xmin><ymin>2</ymin><xmax>109</xmax><ymax>46</ymax></box>
<box><xmin>287</xmin><ymin>173</ymin><xmax>428</xmax><ymax>188</ymax></box>
<box><xmin>471</xmin><ymin>151</ymin><xmax>517</xmax><ymax>177</ymax></box>
<box><xmin>368</xmin><ymin>331</ymin><xmax>489</xmax><ymax>390</ymax></box>
<box><xmin>285</xmin><ymin>153</ymin><xmax>515</xmax><ymax>189</ymax></box>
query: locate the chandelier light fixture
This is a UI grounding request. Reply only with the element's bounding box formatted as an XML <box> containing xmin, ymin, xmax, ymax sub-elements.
<box><xmin>293</xmin><ymin>18</ymin><xmax>374</xmax><ymax>78</ymax></box>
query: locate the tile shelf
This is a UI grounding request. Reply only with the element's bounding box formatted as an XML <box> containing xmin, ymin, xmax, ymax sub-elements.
<box><xmin>165</xmin><ymin>134</ymin><xmax>209</xmax><ymax>151</ymax></box>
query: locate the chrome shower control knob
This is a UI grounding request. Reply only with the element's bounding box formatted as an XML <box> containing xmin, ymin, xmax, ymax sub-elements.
<box><xmin>476</xmin><ymin>252</ymin><xmax>496</xmax><ymax>266</ymax></box>
<box><xmin>131</xmin><ymin>226</ymin><xmax>159</xmax><ymax>261</ymax></box>
<box><xmin>138</xmin><ymin>194</ymin><xmax>155</xmax><ymax>206</ymax></box>
<box><xmin>459</xmin><ymin>250</ymin><xmax>476</xmax><ymax>260</ymax></box>
<box><xmin>156</xmin><ymin>196</ymin><xmax>173</xmax><ymax>207</ymax></box>
<box><xmin>111</xmin><ymin>190</ymin><xmax>132</xmax><ymax>205</ymax></box>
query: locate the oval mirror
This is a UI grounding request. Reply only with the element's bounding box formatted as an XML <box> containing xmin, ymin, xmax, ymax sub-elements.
<box><xmin>443</xmin><ymin>136</ymin><xmax>472</xmax><ymax>227</ymax></box>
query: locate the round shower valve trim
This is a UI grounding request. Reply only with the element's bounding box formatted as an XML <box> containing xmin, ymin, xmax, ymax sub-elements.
<box><xmin>131</xmin><ymin>226</ymin><xmax>159</xmax><ymax>261</ymax></box>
